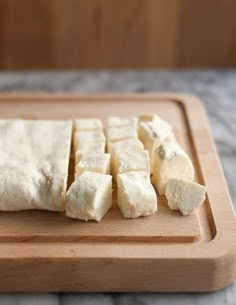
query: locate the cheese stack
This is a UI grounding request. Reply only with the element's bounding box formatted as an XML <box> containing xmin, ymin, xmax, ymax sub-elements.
<box><xmin>65</xmin><ymin>118</ymin><xmax>112</xmax><ymax>222</ymax></box>
<box><xmin>139</xmin><ymin>114</ymin><xmax>206</xmax><ymax>215</ymax></box>
<box><xmin>107</xmin><ymin>116</ymin><xmax>158</xmax><ymax>219</ymax></box>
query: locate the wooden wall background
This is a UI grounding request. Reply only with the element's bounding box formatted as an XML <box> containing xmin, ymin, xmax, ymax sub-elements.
<box><xmin>0</xmin><ymin>0</ymin><xmax>236</xmax><ymax>69</ymax></box>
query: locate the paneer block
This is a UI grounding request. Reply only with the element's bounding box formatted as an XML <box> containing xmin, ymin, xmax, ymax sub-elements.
<box><xmin>106</xmin><ymin>125</ymin><xmax>138</xmax><ymax>142</ymax></box>
<box><xmin>152</xmin><ymin>141</ymin><xmax>195</xmax><ymax>195</ymax></box>
<box><xmin>117</xmin><ymin>171</ymin><xmax>158</xmax><ymax>218</ymax></box>
<box><xmin>74</xmin><ymin>118</ymin><xmax>103</xmax><ymax>131</ymax></box>
<box><xmin>117</xmin><ymin>150</ymin><xmax>150</xmax><ymax>177</ymax></box>
<box><xmin>0</xmin><ymin>119</ymin><xmax>72</xmax><ymax>211</ymax></box>
<box><xmin>107</xmin><ymin>116</ymin><xmax>137</xmax><ymax>128</ymax></box>
<box><xmin>166</xmin><ymin>178</ymin><xmax>207</xmax><ymax>215</ymax></box>
<box><xmin>107</xmin><ymin>138</ymin><xmax>144</xmax><ymax>176</ymax></box>
<box><xmin>65</xmin><ymin>172</ymin><xmax>112</xmax><ymax>222</ymax></box>
<box><xmin>73</xmin><ymin>130</ymin><xmax>106</xmax><ymax>151</ymax></box>
<box><xmin>75</xmin><ymin>142</ymin><xmax>106</xmax><ymax>165</ymax></box>
<box><xmin>139</xmin><ymin>119</ymin><xmax>173</xmax><ymax>153</ymax></box>
<box><xmin>75</xmin><ymin>153</ymin><xmax>110</xmax><ymax>177</ymax></box>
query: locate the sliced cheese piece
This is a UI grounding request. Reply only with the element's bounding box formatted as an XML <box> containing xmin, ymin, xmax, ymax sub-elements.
<box><xmin>106</xmin><ymin>125</ymin><xmax>137</xmax><ymax>142</ymax></box>
<box><xmin>73</xmin><ymin>130</ymin><xmax>106</xmax><ymax>151</ymax></box>
<box><xmin>117</xmin><ymin>171</ymin><xmax>157</xmax><ymax>218</ymax></box>
<box><xmin>138</xmin><ymin>114</ymin><xmax>155</xmax><ymax>123</ymax></box>
<box><xmin>65</xmin><ymin>171</ymin><xmax>112</xmax><ymax>222</ymax></box>
<box><xmin>152</xmin><ymin>141</ymin><xmax>194</xmax><ymax>195</ymax></box>
<box><xmin>107</xmin><ymin>116</ymin><xmax>137</xmax><ymax>128</ymax></box>
<box><xmin>117</xmin><ymin>150</ymin><xmax>150</xmax><ymax>178</ymax></box>
<box><xmin>74</xmin><ymin>118</ymin><xmax>103</xmax><ymax>131</ymax></box>
<box><xmin>75</xmin><ymin>142</ymin><xmax>106</xmax><ymax>165</ymax></box>
<box><xmin>107</xmin><ymin>138</ymin><xmax>144</xmax><ymax>176</ymax></box>
<box><xmin>75</xmin><ymin>153</ymin><xmax>110</xmax><ymax>177</ymax></box>
<box><xmin>0</xmin><ymin>119</ymin><xmax>72</xmax><ymax>211</ymax></box>
<box><xmin>165</xmin><ymin>178</ymin><xmax>207</xmax><ymax>215</ymax></box>
<box><xmin>139</xmin><ymin>119</ymin><xmax>173</xmax><ymax>153</ymax></box>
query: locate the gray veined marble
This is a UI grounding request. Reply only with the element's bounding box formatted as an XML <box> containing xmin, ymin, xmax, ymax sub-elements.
<box><xmin>0</xmin><ymin>69</ymin><xmax>235</xmax><ymax>305</ymax></box>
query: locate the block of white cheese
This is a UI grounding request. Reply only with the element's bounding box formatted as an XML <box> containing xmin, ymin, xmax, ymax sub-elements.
<box><xmin>152</xmin><ymin>141</ymin><xmax>195</xmax><ymax>195</ymax></box>
<box><xmin>107</xmin><ymin>138</ymin><xmax>144</xmax><ymax>176</ymax></box>
<box><xmin>75</xmin><ymin>142</ymin><xmax>106</xmax><ymax>165</ymax></box>
<box><xmin>165</xmin><ymin>178</ymin><xmax>207</xmax><ymax>215</ymax></box>
<box><xmin>139</xmin><ymin>119</ymin><xmax>173</xmax><ymax>153</ymax></box>
<box><xmin>117</xmin><ymin>171</ymin><xmax>157</xmax><ymax>218</ymax></box>
<box><xmin>0</xmin><ymin>119</ymin><xmax>72</xmax><ymax>211</ymax></box>
<box><xmin>65</xmin><ymin>171</ymin><xmax>112</xmax><ymax>221</ymax></box>
<box><xmin>74</xmin><ymin>118</ymin><xmax>103</xmax><ymax>131</ymax></box>
<box><xmin>73</xmin><ymin>130</ymin><xmax>106</xmax><ymax>151</ymax></box>
<box><xmin>117</xmin><ymin>150</ymin><xmax>150</xmax><ymax>178</ymax></box>
<box><xmin>107</xmin><ymin>116</ymin><xmax>137</xmax><ymax>128</ymax></box>
<box><xmin>106</xmin><ymin>125</ymin><xmax>138</xmax><ymax>142</ymax></box>
<box><xmin>75</xmin><ymin>153</ymin><xmax>110</xmax><ymax>177</ymax></box>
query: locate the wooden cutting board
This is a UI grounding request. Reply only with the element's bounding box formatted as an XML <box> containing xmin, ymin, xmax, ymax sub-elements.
<box><xmin>0</xmin><ymin>93</ymin><xmax>235</xmax><ymax>292</ymax></box>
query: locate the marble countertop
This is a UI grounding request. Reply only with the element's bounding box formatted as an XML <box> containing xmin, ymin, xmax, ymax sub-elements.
<box><xmin>0</xmin><ymin>70</ymin><xmax>235</xmax><ymax>305</ymax></box>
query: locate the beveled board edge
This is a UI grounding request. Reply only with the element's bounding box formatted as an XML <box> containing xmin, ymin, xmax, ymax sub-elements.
<box><xmin>0</xmin><ymin>93</ymin><xmax>235</xmax><ymax>291</ymax></box>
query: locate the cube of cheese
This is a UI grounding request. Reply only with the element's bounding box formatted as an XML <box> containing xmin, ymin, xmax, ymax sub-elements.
<box><xmin>75</xmin><ymin>142</ymin><xmax>106</xmax><ymax>165</ymax></box>
<box><xmin>74</xmin><ymin>118</ymin><xmax>103</xmax><ymax>131</ymax></box>
<box><xmin>152</xmin><ymin>141</ymin><xmax>195</xmax><ymax>195</ymax></box>
<box><xmin>117</xmin><ymin>171</ymin><xmax>157</xmax><ymax>218</ymax></box>
<box><xmin>65</xmin><ymin>171</ymin><xmax>112</xmax><ymax>222</ymax></box>
<box><xmin>73</xmin><ymin>130</ymin><xmax>106</xmax><ymax>151</ymax></box>
<box><xmin>165</xmin><ymin>178</ymin><xmax>207</xmax><ymax>215</ymax></box>
<box><xmin>139</xmin><ymin>120</ymin><xmax>173</xmax><ymax>153</ymax></box>
<box><xmin>75</xmin><ymin>153</ymin><xmax>111</xmax><ymax>177</ymax></box>
<box><xmin>106</xmin><ymin>125</ymin><xmax>137</xmax><ymax>142</ymax></box>
<box><xmin>138</xmin><ymin>114</ymin><xmax>155</xmax><ymax>123</ymax></box>
<box><xmin>107</xmin><ymin>116</ymin><xmax>137</xmax><ymax>128</ymax></box>
<box><xmin>107</xmin><ymin>138</ymin><xmax>144</xmax><ymax>176</ymax></box>
<box><xmin>117</xmin><ymin>150</ymin><xmax>150</xmax><ymax>178</ymax></box>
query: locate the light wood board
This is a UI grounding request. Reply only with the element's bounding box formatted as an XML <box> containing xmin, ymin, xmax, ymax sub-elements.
<box><xmin>0</xmin><ymin>93</ymin><xmax>235</xmax><ymax>292</ymax></box>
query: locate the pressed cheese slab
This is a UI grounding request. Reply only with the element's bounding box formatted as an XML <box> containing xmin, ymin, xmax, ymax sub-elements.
<box><xmin>0</xmin><ymin>93</ymin><xmax>235</xmax><ymax>292</ymax></box>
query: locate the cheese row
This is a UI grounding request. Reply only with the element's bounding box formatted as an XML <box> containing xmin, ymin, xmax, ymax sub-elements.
<box><xmin>138</xmin><ymin>114</ymin><xmax>207</xmax><ymax>215</ymax></box>
<box><xmin>66</xmin><ymin>119</ymin><xmax>112</xmax><ymax>222</ymax></box>
<box><xmin>106</xmin><ymin>117</ymin><xmax>158</xmax><ymax>219</ymax></box>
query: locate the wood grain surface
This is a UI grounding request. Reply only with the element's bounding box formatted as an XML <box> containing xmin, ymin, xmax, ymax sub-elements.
<box><xmin>0</xmin><ymin>0</ymin><xmax>236</xmax><ymax>68</ymax></box>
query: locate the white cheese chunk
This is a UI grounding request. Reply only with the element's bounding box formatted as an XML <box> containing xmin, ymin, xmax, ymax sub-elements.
<box><xmin>165</xmin><ymin>178</ymin><xmax>207</xmax><ymax>215</ymax></box>
<box><xmin>107</xmin><ymin>116</ymin><xmax>137</xmax><ymax>128</ymax></box>
<box><xmin>117</xmin><ymin>171</ymin><xmax>157</xmax><ymax>218</ymax></box>
<box><xmin>74</xmin><ymin>118</ymin><xmax>103</xmax><ymax>131</ymax></box>
<box><xmin>138</xmin><ymin>114</ymin><xmax>172</xmax><ymax>139</ymax></box>
<box><xmin>0</xmin><ymin>119</ymin><xmax>72</xmax><ymax>211</ymax></box>
<box><xmin>73</xmin><ymin>130</ymin><xmax>106</xmax><ymax>151</ymax></box>
<box><xmin>139</xmin><ymin>120</ymin><xmax>173</xmax><ymax>153</ymax></box>
<box><xmin>117</xmin><ymin>150</ymin><xmax>150</xmax><ymax>178</ymax></box>
<box><xmin>152</xmin><ymin>141</ymin><xmax>195</xmax><ymax>195</ymax></box>
<box><xmin>107</xmin><ymin>138</ymin><xmax>144</xmax><ymax>176</ymax></box>
<box><xmin>65</xmin><ymin>171</ymin><xmax>112</xmax><ymax>222</ymax></box>
<box><xmin>75</xmin><ymin>142</ymin><xmax>106</xmax><ymax>165</ymax></box>
<box><xmin>75</xmin><ymin>153</ymin><xmax>110</xmax><ymax>177</ymax></box>
<box><xmin>106</xmin><ymin>125</ymin><xmax>138</xmax><ymax>142</ymax></box>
